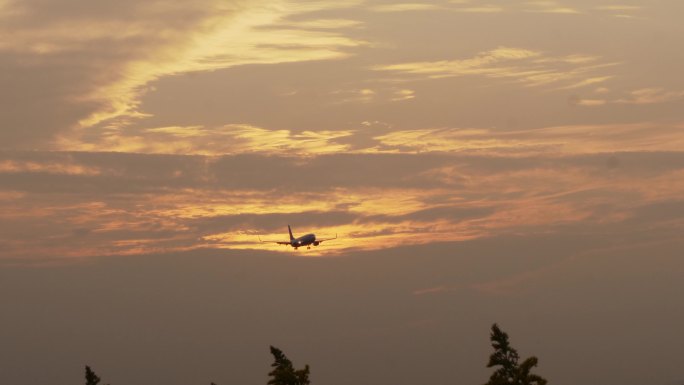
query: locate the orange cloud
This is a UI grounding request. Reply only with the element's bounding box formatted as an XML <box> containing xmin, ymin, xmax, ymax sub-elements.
<box><xmin>148</xmin><ymin>188</ymin><xmax>447</xmax><ymax>220</ymax></box>
<box><xmin>2</xmin><ymin>150</ymin><xmax>684</xmax><ymax>260</ymax></box>
<box><xmin>202</xmin><ymin>219</ymin><xmax>482</xmax><ymax>256</ymax></box>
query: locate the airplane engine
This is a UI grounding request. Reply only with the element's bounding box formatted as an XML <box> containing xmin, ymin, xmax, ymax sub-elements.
<box><xmin>313</xmin><ymin>241</ymin><xmax>320</xmax><ymax>246</ymax></box>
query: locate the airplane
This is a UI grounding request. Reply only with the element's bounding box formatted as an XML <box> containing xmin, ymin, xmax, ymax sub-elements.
<box><xmin>259</xmin><ymin>225</ymin><xmax>337</xmax><ymax>250</ymax></box>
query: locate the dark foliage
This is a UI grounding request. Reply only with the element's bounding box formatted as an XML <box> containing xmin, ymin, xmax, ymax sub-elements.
<box><xmin>267</xmin><ymin>346</ymin><xmax>310</xmax><ymax>385</ymax></box>
<box><xmin>85</xmin><ymin>366</ymin><xmax>101</xmax><ymax>385</ymax></box>
<box><xmin>485</xmin><ymin>324</ymin><xmax>548</xmax><ymax>385</ymax></box>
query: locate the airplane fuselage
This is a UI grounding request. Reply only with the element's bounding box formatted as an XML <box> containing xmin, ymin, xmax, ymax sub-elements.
<box><xmin>290</xmin><ymin>233</ymin><xmax>319</xmax><ymax>249</ymax></box>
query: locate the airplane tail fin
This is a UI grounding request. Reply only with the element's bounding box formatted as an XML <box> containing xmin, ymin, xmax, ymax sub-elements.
<box><xmin>288</xmin><ymin>225</ymin><xmax>294</xmax><ymax>241</ymax></box>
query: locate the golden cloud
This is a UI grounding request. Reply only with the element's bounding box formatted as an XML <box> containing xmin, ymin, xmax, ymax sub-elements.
<box><xmin>382</xmin><ymin>0</ymin><xmax>586</xmax><ymax>14</ymax></box>
<box><xmin>73</xmin><ymin>2</ymin><xmax>365</xmax><ymax>130</ymax></box>
<box><xmin>58</xmin><ymin>118</ymin><xmax>684</xmax><ymax>158</ymax></box>
<box><xmin>60</xmin><ymin>124</ymin><xmax>355</xmax><ymax>156</ymax></box>
<box><xmin>456</xmin><ymin>5</ymin><xmax>505</xmax><ymax>13</ymax></box>
<box><xmin>149</xmin><ymin>188</ymin><xmax>445</xmax><ymax>220</ymax></box>
<box><xmin>0</xmin><ymin>160</ymin><xmax>101</xmax><ymax>175</ymax></box>
<box><xmin>594</xmin><ymin>4</ymin><xmax>643</xmax><ymax>18</ymax></box>
<box><xmin>595</xmin><ymin>5</ymin><xmax>642</xmax><ymax>12</ymax></box>
<box><xmin>331</xmin><ymin>87</ymin><xmax>416</xmax><ymax>104</ymax></box>
<box><xmin>1</xmin><ymin>0</ymin><xmax>365</xmax><ymax>149</ymax></box>
<box><xmin>375</xmin><ymin>47</ymin><xmax>615</xmax><ymax>89</ymax></box>
<box><xmin>203</xmin><ymin>219</ymin><xmax>482</xmax><ymax>255</ymax></box>
<box><xmin>391</xmin><ymin>89</ymin><xmax>416</xmax><ymax>101</ymax></box>
<box><xmin>560</xmin><ymin>76</ymin><xmax>614</xmax><ymax>90</ymax></box>
<box><xmin>574</xmin><ymin>87</ymin><xmax>684</xmax><ymax>107</ymax></box>
<box><xmin>616</xmin><ymin>88</ymin><xmax>684</xmax><ymax>105</ymax></box>
<box><xmin>576</xmin><ymin>99</ymin><xmax>608</xmax><ymax>107</ymax></box>
<box><xmin>376</xmin><ymin>47</ymin><xmax>541</xmax><ymax>78</ymax></box>
<box><xmin>524</xmin><ymin>0</ymin><xmax>579</xmax><ymax>14</ymax></box>
<box><xmin>372</xmin><ymin>122</ymin><xmax>684</xmax><ymax>155</ymax></box>
<box><xmin>370</xmin><ymin>3</ymin><xmax>442</xmax><ymax>12</ymax></box>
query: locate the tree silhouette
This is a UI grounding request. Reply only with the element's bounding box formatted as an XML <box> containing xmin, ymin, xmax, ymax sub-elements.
<box><xmin>485</xmin><ymin>324</ymin><xmax>547</xmax><ymax>385</ymax></box>
<box><xmin>267</xmin><ymin>346</ymin><xmax>310</xmax><ymax>385</ymax></box>
<box><xmin>85</xmin><ymin>366</ymin><xmax>101</xmax><ymax>385</ymax></box>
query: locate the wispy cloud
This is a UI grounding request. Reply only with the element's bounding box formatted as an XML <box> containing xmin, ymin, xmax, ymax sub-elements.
<box><xmin>455</xmin><ymin>4</ymin><xmax>505</xmax><ymax>13</ymax></box>
<box><xmin>60</xmin><ymin>124</ymin><xmax>354</xmax><ymax>156</ymax></box>
<box><xmin>374</xmin><ymin>47</ymin><xmax>615</xmax><ymax>89</ymax></box>
<box><xmin>594</xmin><ymin>4</ymin><xmax>643</xmax><ymax>18</ymax></box>
<box><xmin>71</xmin><ymin>2</ymin><xmax>365</xmax><ymax>131</ymax></box>
<box><xmin>595</xmin><ymin>5</ymin><xmax>642</xmax><ymax>12</ymax></box>
<box><xmin>413</xmin><ymin>285</ymin><xmax>458</xmax><ymax>296</ymax></box>
<box><xmin>372</xmin><ymin>122</ymin><xmax>684</xmax><ymax>155</ymax></box>
<box><xmin>370</xmin><ymin>3</ymin><xmax>443</xmax><ymax>12</ymax></box>
<box><xmin>0</xmin><ymin>159</ymin><xmax>101</xmax><ymax>175</ymax></box>
<box><xmin>559</xmin><ymin>76</ymin><xmax>614</xmax><ymax>90</ymax></box>
<box><xmin>391</xmin><ymin>89</ymin><xmax>416</xmax><ymax>101</ymax></box>
<box><xmin>367</xmin><ymin>0</ymin><xmax>643</xmax><ymax>16</ymax></box>
<box><xmin>271</xmin><ymin>18</ymin><xmax>364</xmax><ymax>30</ymax></box>
<box><xmin>370</xmin><ymin>0</ymin><xmax>586</xmax><ymax>14</ymax></box>
<box><xmin>331</xmin><ymin>87</ymin><xmax>416</xmax><ymax>104</ymax></box>
<box><xmin>616</xmin><ymin>88</ymin><xmax>684</xmax><ymax>105</ymax></box>
<box><xmin>575</xmin><ymin>99</ymin><xmax>608</xmax><ymax>107</ymax></box>
<box><xmin>524</xmin><ymin>1</ymin><xmax>580</xmax><ymax>14</ymax></box>
<box><xmin>0</xmin><ymin>0</ymin><xmax>365</xmax><ymax>149</ymax></box>
<box><xmin>574</xmin><ymin>87</ymin><xmax>684</xmax><ymax>107</ymax></box>
<box><xmin>58</xmin><ymin>117</ymin><xmax>684</xmax><ymax>158</ymax></box>
<box><xmin>376</xmin><ymin>46</ymin><xmax>541</xmax><ymax>78</ymax></box>
<box><xmin>332</xmin><ymin>88</ymin><xmax>378</xmax><ymax>104</ymax></box>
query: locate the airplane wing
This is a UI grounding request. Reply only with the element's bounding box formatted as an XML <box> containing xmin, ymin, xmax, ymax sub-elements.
<box><xmin>316</xmin><ymin>234</ymin><xmax>338</xmax><ymax>243</ymax></box>
<box><xmin>258</xmin><ymin>236</ymin><xmax>291</xmax><ymax>245</ymax></box>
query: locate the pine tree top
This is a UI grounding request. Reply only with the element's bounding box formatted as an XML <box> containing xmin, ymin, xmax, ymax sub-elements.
<box><xmin>484</xmin><ymin>324</ymin><xmax>548</xmax><ymax>385</ymax></box>
<box><xmin>85</xmin><ymin>365</ymin><xmax>101</xmax><ymax>385</ymax></box>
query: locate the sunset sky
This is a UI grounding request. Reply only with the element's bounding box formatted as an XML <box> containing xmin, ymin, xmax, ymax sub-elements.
<box><xmin>1</xmin><ymin>1</ymin><xmax>684</xmax><ymax>384</ymax></box>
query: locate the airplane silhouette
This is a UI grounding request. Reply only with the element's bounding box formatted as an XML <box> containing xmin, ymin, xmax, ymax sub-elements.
<box><xmin>259</xmin><ymin>225</ymin><xmax>337</xmax><ymax>250</ymax></box>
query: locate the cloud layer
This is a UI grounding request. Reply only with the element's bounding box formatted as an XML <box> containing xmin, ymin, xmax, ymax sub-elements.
<box><xmin>2</xmin><ymin>149</ymin><xmax>683</xmax><ymax>260</ymax></box>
